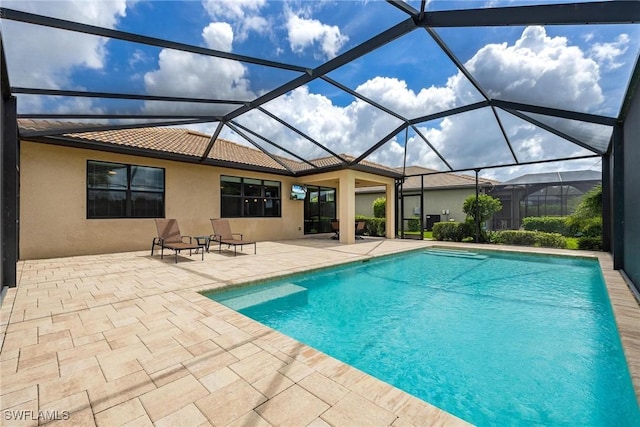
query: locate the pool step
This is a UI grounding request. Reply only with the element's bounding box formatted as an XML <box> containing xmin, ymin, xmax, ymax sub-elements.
<box><xmin>424</xmin><ymin>248</ymin><xmax>488</xmax><ymax>260</ymax></box>
<box><xmin>221</xmin><ymin>283</ymin><xmax>308</xmax><ymax>311</ymax></box>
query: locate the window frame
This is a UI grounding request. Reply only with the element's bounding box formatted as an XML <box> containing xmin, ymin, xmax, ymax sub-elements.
<box><xmin>220</xmin><ymin>175</ymin><xmax>281</xmax><ymax>218</ymax></box>
<box><xmin>86</xmin><ymin>160</ymin><xmax>165</xmax><ymax>219</ymax></box>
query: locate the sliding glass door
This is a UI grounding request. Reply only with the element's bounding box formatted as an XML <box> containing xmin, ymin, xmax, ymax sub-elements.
<box><xmin>304</xmin><ymin>186</ymin><xmax>336</xmax><ymax>234</ymax></box>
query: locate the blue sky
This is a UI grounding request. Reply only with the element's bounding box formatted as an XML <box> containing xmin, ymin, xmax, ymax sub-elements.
<box><xmin>2</xmin><ymin>0</ymin><xmax>639</xmax><ymax>181</ymax></box>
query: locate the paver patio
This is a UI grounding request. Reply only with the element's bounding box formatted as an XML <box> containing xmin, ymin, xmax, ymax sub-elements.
<box><xmin>1</xmin><ymin>238</ymin><xmax>638</xmax><ymax>426</ymax></box>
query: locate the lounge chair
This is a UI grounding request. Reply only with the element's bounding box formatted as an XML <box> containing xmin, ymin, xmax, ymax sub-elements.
<box><xmin>151</xmin><ymin>219</ymin><xmax>204</xmax><ymax>263</ymax></box>
<box><xmin>210</xmin><ymin>218</ymin><xmax>256</xmax><ymax>256</ymax></box>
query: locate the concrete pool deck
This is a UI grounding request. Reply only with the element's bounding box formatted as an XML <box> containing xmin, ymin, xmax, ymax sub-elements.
<box><xmin>1</xmin><ymin>238</ymin><xmax>638</xmax><ymax>426</ymax></box>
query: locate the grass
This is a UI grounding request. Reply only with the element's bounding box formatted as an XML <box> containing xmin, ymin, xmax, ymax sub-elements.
<box><xmin>399</xmin><ymin>230</ymin><xmax>434</xmax><ymax>239</ymax></box>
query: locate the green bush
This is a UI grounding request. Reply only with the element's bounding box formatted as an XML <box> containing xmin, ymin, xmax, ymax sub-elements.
<box><xmin>407</xmin><ymin>217</ymin><xmax>421</xmax><ymax>232</ymax></box>
<box><xmin>493</xmin><ymin>230</ymin><xmax>567</xmax><ymax>248</ymax></box>
<box><xmin>522</xmin><ymin>216</ymin><xmax>570</xmax><ymax>236</ymax></box>
<box><xmin>356</xmin><ymin>215</ymin><xmax>386</xmax><ymax>237</ymax></box>
<box><xmin>493</xmin><ymin>230</ymin><xmax>537</xmax><ymax>246</ymax></box>
<box><xmin>373</xmin><ymin>197</ymin><xmax>386</xmax><ymax>218</ymax></box>
<box><xmin>577</xmin><ymin>236</ymin><xmax>603</xmax><ymax>251</ymax></box>
<box><xmin>534</xmin><ymin>232</ymin><xmax>567</xmax><ymax>249</ymax></box>
<box><xmin>432</xmin><ymin>222</ymin><xmax>473</xmax><ymax>242</ymax></box>
<box><xmin>580</xmin><ymin>217</ymin><xmax>602</xmax><ymax>238</ymax></box>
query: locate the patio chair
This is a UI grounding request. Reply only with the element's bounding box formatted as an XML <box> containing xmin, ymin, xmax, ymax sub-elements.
<box><xmin>151</xmin><ymin>219</ymin><xmax>204</xmax><ymax>263</ymax></box>
<box><xmin>210</xmin><ymin>218</ymin><xmax>256</xmax><ymax>256</ymax></box>
<box><xmin>330</xmin><ymin>219</ymin><xmax>340</xmax><ymax>240</ymax></box>
<box><xmin>355</xmin><ymin>220</ymin><xmax>366</xmax><ymax>239</ymax></box>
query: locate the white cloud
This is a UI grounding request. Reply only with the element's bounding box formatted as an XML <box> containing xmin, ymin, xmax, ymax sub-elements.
<box><xmin>2</xmin><ymin>0</ymin><xmax>127</xmax><ymax>89</ymax></box>
<box><xmin>202</xmin><ymin>0</ymin><xmax>265</xmax><ymax>20</ymax></box>
<box><xmin>464</xmin><ymin>26</ymin><xmax>603</xmax><ymax>110</ymax></box>
<box><xmin>143</xmin><ymin>24</ymin><xmax>254</xmax><ymax>114</ymax></box>
<box><xmin>286</xmin><ymin>12</ymin><xmax>349</xmax><ymax>59</ymax></box>
<box><xmin>355</xmin><ymin>77</ymin><xmax>457</xmax><ymax>118</ymax></box>
<box><xmin>202</xmin><ymin>22</ymin><xmax>234</xmax><ymax>52</ymax></box>
<box><xmin>590</xmin><ymin>34</ymin><xmax>630</xmax><ymax>71</ymax></box>
<box><xmin>201</xmin><ymin>0</ymin><xmax>268</xmax><ymax>42</ymax></box>
<box><xmin>226</xmin><ymin>25</ymin><xmax>611</xmax><ymax>181</ymax></box>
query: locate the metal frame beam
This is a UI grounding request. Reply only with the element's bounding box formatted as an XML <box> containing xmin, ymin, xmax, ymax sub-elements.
<box><xmin>492</xmin><ymin>99</ymin><xmax>617</xmax><ymax>126</ymax></box>
<box><xmin>229</xmin><ymin>120</ymin><xmax>318</xmax><ymax>169</ymax></box>
<box><xmin>0</xmin><ymin>8</ymin><xmax>307</xmax><ymax>73</ymax></box>
<box><xmin>257</xmin><ymin>106</ymin><xmax>349</xmax><ymax>164</ymax></box>
<box><xmin>11</xmin><ymin>87</ymin><xmax>247</xmax><ymax>105</ymax></box>
<box><xmin>1</xmin><ymin>96</ymin><xmax>18</xmax><ymax>288</ymax></box>
<box><xmin>416</xmin><ymin>1</ymin><xmax>640</xmax><ymax>27</ymax></box>
<box><xmin>225</xmin><ymin>122</ymin><xmax>295</xmax><ymax>174</ymax></box>
<box><xmin>19</xmin><ymin>119</ymin><xmax>215</xmax><ymax>137</ymax></box>
<box><xmin>500</xmin><ymin>107</ymin><xmax>605</xmax><ymax>155</ymax></box>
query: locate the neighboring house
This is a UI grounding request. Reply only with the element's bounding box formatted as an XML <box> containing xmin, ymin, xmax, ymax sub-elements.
<box><xmin>488</xmin><ymin>170</ymin><xmax>602</xmax><ymax>230</ymax></box>
<box><xmin>18</xmin><ymin>120</ymin><xmax>399</xmax><ymax>259</ymax></box>
<box><xmin>356</xmin><ymin>166</ymin><xmax>499</xmax><ymax>230</ymax></box>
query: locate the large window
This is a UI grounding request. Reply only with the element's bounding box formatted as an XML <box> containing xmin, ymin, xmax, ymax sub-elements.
<box><xmin>87</xmin><ymin>161</ymin><xmax>164</xmax><ymax>219</ymax></box>
<box><xmin>220</xmin><ymin>176</ymin><xmax>281</xmax><ymax>217</ymax></box>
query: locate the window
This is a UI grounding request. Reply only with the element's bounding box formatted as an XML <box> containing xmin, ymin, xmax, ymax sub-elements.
<box><xmin>87</xmin><ymin>160</ymin><xmax>164</xmax><ymax>219</ymax></box>
<box><xmin>221</xmin><ymin>176</ymin><xmax>281</xmax><ymax>217</ymax></box>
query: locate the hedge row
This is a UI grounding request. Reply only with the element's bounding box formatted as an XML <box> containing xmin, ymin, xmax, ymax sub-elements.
<box><xmin>432</xmin><ymin>221</ymin><xmax>474</xmax><ymax>242</ymax></box>
<box><xmin>577</xmin><ymin>236</ymin><xmax>602</xmax><ymax>250</ymax></box>
<box><xmin>522</xmin><ymin>216</ymin><xmax>570</xmax><ymax>236</ymax></box>
<box><xmin>492</xmin><ymin>230</ymin><xmax>566</xmax><ymax>248</ymax></box>
<box><xmin>522</xmin><ymin>215</ymin><xmax>603</xmax><ymax>239</ymax></box>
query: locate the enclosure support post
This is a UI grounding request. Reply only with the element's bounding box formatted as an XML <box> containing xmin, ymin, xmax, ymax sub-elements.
<box><xmin>611</xmin><ymin>125</ymin><xmax>624</xmax><ymax>270</ymax></box>
<box><xmin>475</xmin><ymin>169</ymin><xmax>480</xmax><ymax>243</ymax></box>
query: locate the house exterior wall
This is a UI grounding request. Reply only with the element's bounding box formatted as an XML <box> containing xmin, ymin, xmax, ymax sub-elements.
<box><xmin>356</xmin><ymin>187</ymin><xmax>479</xmax><ymax>223</ymax></box>
<box><xmin>302</xmin><ymin>169</ymin><xmax>397</xmax><ymax>241</ymax></box>
<box><xmin>20</xmin><ymin>141</ymin><xmax>307</xmax><ymax>259</ymax></box>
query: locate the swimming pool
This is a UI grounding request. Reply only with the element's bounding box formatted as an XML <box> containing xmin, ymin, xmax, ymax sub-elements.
<box><xmin>205</xmin><ymin>248</ymin><xmax>640</xmax><ymax>425</ymax></box>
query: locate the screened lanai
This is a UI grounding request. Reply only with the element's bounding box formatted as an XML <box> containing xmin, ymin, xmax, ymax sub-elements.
<box><xmin>489</xmin><ymin>169</ymin><xmax>602</xmax><ymax>230</ymax></box>
<box><xmin>1</xmin><ymin>1</ymin><xmax>640</xmax><ymax>295</ymax></box>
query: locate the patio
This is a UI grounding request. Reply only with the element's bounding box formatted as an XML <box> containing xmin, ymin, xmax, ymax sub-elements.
<box><xmin>1</xmin><ymin>238</ymin><xmax>638</xmax><ymax>426</ymax></box>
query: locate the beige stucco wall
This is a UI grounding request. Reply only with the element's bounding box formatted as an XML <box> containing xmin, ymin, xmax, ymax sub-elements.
<box><xmin>356</xmin><ymin>187</ymin><xmax>484</xmax><ymax>223</ymax></box>
<box><xmin>301</xmin><ymin>169</ymin><xmax>396</xmax><ymax>242</ymax></box>
<box><xmin>20</xmin><ymin>141</ymin><xmax>308</xmax><ymax>259</ymax></box>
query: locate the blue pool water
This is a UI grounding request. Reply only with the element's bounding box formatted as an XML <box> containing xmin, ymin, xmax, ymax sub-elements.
<box><xmin>205</xmin><ymin>249</ymin><xmax>640</xmax><ymax>426</ymax></box>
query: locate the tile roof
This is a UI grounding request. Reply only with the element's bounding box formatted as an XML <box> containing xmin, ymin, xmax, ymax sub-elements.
<box><xmin>357</xmin><ymin>165</ymin><xmax>500</xmax><ymax>193</ymax></box>
<box><xmin>18</xmin><ymin>120</ymin><xmax>403</xmax><ymax>177</ymax></box>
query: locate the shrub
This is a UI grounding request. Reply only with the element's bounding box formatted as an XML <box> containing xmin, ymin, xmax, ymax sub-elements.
<box><xmin>493</xmin><ymin>230</ymin><xmax>567</xmax><ymax>248</ymax></box>
<box><xmin>356</xmin><ymin>215</ymin><xmax>386</xmax><ymax>237</ymax></box>
<box><xmin>534</xmin><ymin>232</ymin><xmax>567</xmax><ymax>249</ymax></box>
<box><xmin>580</xmin><ymin>217</ymin><xmax>602</xmax><ymax>238</ymax></box>
<box><xmin>432</xmin><ymin>222</ymin><xmax>472</xmax><ymax>242</ymax></box>
<box><xmin>373</xmin><ymin>197</ymin><xmax>386</xmax><ymax>218</ymax></box>
<box><xmin>522</xmin><ymin>216</ymin><xmax>570</xmax><ymax>236</ymax></box>
<box><xmin>493</xmin><ymin>230</ymin><xmax>537</xmax><ymax>246</ymax></box>
<box><xmin>577</xmin><ymin>236</ymin><xmax>603</xmax><ymax>251</ymax></box>
<box><xmin>407</xmin><ymin>217</ymin><xmax>421</xmax><ymax>232</ymax></box>
<box><xmin>462</xmin><ymin>194</ymin><xmax>502</xmax><ymax>224</ymax></box>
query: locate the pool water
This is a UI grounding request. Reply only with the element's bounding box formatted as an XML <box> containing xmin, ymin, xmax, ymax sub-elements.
<box><xmin>205</xmin><ymin>249</ymin><xmax>640</xmax><ymax>426</ymax></box>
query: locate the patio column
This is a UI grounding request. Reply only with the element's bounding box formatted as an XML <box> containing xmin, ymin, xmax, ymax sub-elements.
<box><xmin>338</xmin><ymin>171</ymin><xmax>356</xmax><ymax>244</ymax></box>
<box><xmin>385</xmin><ymin>182</ymin><xmax>395</xmax><ymax>239</ymax></box>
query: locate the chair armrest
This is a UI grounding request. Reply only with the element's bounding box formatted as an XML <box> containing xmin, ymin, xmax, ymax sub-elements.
<box><xmin>181</xmin><ymin>235</ymin><xmax>193</xmax><ymax>243</ymax></box>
